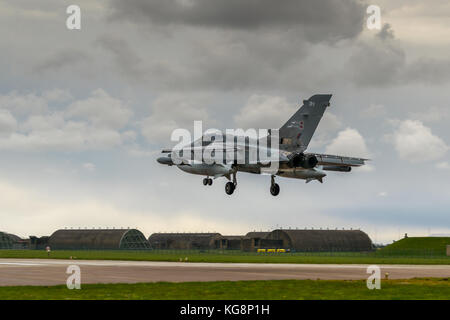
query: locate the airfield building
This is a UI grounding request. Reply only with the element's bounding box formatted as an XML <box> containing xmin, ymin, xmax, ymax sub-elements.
<box><xmin>242</xmin><ymin>231</ymin><xmax>283</xmax><ymax>251</ymax></box>
<box><xmin>213</xmin><ymin>235</ymin><xmax>245</xmax><ymax>250</ymax></box>
<box><xmin>0</xmin><ymin>231</ymin><xmax>21</xmax><ymax>249</ymax></box>
<box><xmin>148</xmin><ymin>233</ymin><xmax>221</xmax><ymax>250</ymax></box>
<box><xmin>266</xmin><ymin>229</ymin><xmax>372</xmax><ymax>252</ymax></box>
<box><xmin>48</xmin><ymin>228</ymin><xmax>150</xmax><ymax>250</ymax></box>
<box><xmin>29</xmin><ymin>236</ymin><xmax>50</xmax><ymax>250</ymax></box>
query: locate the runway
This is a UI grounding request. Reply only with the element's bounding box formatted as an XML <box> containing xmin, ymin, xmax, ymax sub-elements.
<box><xmin>0</xmin><ymin>259</ymin><xmax>449</xmax><ymax>286</ymax></box>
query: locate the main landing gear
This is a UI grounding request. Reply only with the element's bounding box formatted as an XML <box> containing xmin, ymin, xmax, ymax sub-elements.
<box><xmin>224</xmin><ymin>173</ymin><xmax>280</xmax><ymax>196</ymax></box>
<box><xmin>225</xmin><ymin>181</ymin><xmax>235</xmax><ymax>195</ymax></box>
<box><xmin>225</xmin><ymin>171</ymin><xmax>237</xmax><ymax>195</ymax></box>
<box><xmin>270</xmin><ymin>175</ymin><xmax>280</xmax><ymax>196</ymax></box>
<box><xmin>203</xmin><ymin>177</ymin><xmax>213</xmax><ymax>186</ymax></box>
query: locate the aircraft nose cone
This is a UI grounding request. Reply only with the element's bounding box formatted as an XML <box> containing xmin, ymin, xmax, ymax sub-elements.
<box><xmin>157</xmin><ymin>156</ymin><xmax>173</xmax><ymax>165</ymax></box>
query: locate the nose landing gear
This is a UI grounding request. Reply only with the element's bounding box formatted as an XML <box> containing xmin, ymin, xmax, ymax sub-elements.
<box><xmin>203</xmin><ymin>177</ymin><xmax>213</xmax><ymax>186</ymax></box>
<box><xmin>270</xmin><ymin>175</ymin><xmax>280</xmax><ymax>196</ymax></box>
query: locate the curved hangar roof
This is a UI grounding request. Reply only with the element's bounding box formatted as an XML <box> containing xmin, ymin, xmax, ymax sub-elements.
<box><xmin>0</xmin><ymin>232</ymin><xmax>12</xmax><ymax>249</ymax></box>
<box><xmin>48</xmin><ymin>229</ymin><xmax>150</xmax><ymax>250</ymax></box>
<box><xmin>266</xmin><ymin>229</ymin><xmax>372</xmax><ymax>252</ymax></box>
<box><xmin>245</xmin><ymin>232</ymin><xmax>270</xmax><ymax>239</ymax></box>
<box><xmin>0</xmin><ymin>231</ymin><xmax>21</xmax><ymax>249</ymax></box>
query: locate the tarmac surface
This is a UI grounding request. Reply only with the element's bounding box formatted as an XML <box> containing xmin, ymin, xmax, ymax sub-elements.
<box><xmin>0</xmin><ymin>259</ymin><xmax>449</xmax><ymax>286</ymax></box>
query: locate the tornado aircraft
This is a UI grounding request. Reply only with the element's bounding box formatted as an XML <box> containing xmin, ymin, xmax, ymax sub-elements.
<box><xmin>157</xmin><ymin>94</ymin><xmax>367</xmax><ymax>196</ymax></box>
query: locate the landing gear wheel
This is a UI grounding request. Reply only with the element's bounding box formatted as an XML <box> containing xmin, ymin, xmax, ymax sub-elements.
<box><xmin>225</xmin><ymin>182</ymin><xmax>235</xmax><ymax>195</ymax></box>
<box><xmin>203</xmin><ymin>178</ymin><xmax>213</xmax><ymax>186</ymax></box>
<box><xmin>270</xmin><ymin>183</ymin><xmax>280</xmax><ymax>196</ymax></box>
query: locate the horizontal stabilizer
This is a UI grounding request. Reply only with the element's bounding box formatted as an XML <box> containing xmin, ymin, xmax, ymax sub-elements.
<box><xmin>306</xmin><ymin>177</ymin><xmax>323</xmax><ymax>184</ymax></box>
<box><xmin>312</xmin><ymin>153</ymin><xmax>368</xmax><ymax>167</ymax></box>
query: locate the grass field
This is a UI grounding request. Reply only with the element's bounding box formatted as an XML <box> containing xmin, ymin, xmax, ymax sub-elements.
<box><xmin>0</xmin><ymin>249</ymin><xmax>449</xmax><ymax>264</ymax></box>
<box><xmin>0</xmin><ymin>278</ymin><xmax>448</xmax><ymax>300</ymax></box>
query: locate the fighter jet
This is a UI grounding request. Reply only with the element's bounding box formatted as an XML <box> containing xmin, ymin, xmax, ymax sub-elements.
<box><xmin>157</xmin><ymin>94</ymin><xmax>367</xmax><ymax>196</ymax></box>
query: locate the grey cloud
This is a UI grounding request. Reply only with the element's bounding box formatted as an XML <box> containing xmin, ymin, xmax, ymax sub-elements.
<box><xmin>34</xmin><ymin>50</ymin><xmax>90</xmax><ymax>73</ymax></box>
<box><xmin>96</xmin><ymin>35</ymin><xmax>146</xmax><ymax>81</ymax></box>
<box><xmin>347</xmin><ymin>39</ymin><xmax>450</xmax><ymax>86</ymax></box>
<box><xmin>102</xmin><ymin>29</ymin><xmax>313</xmax><ymax>91</ymax></box>
<box><xmin>109</xmin><ymin>0</ymin><xmax>366</xmax><ymax>43</ymax></box>
<box><xmin>0</xmin><ymin>89</ymin><xmax>134</xmax><ymax>152</ymax></box>
<box><xmin>346</xmin><ymin>21</ymin><xmax>450</xmax><ymax>87</ymax></box>
<box><xmin>403</xmin><ymin>58</ymin><xmax>450</xmax><ymax>84</ymax></box>
<box><xmin>140</xmin><ymin>92</ymin><xmax>214</xmax><ymax>144</ymax></box>
<box><xmin>376</xmin><ymin>23</ymin><xmax>395</xmax><ymax>41</ymax></box>
<box><xmin>346</xmin><ymin>40</ymin><xmax>406</xmax><ymax>87</ymax></box>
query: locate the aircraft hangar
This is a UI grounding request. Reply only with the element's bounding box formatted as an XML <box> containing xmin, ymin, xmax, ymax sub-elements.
<box><xmin>48</xmin><ymin>228</ymin><xmax>150</xmax><ymax>250</ymax></box>
<box><xmin>0</xmin><ymin>228</ymin><xmax>373</xmax><ymax>252</ymax></box>
<box><xmin>0</xmin><ymin>231</ymin><xmax>20</xmax><ymax>249</ymax></box>
<box><xmin>265</xmin><ymin>229</ymin><xmax>373</xmax><ymax>252</ymax></box>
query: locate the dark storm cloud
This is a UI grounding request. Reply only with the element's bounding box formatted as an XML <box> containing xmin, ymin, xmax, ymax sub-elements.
<box><xmin>102</xmin><ymin>0</ymin><xmax>369</xmax><ymax>90</ymax></box>
<box><xmin>109</xmin><ymin>0</ymin><xmax>367</xmax><ymax>43</ymax></box>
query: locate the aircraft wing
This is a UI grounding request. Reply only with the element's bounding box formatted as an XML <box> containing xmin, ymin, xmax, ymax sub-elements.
<box><xmin>161</xmin><ymin>145</ymin><xmax>239</xmax><ymax>154</ymax></box>
<box><xmin>311</xmin><ymin>153</ymin><xmax>368</xmax><ymax>167</ymax></box>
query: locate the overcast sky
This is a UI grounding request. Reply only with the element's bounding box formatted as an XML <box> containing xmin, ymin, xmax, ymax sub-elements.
<box><xmin>0</xmin><ymin>0</ymin><xmax>449</xmax><ymax>243</ymax></box>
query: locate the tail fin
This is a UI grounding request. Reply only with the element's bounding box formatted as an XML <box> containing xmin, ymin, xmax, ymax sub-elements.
<box><xmin>279</xmin><ymin>94</ymin><xmax>332</xmax><ymax>152</ymax></box>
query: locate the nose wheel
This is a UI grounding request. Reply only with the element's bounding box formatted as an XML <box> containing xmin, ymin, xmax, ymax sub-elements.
<box><xmin>203</xmin><ymin>178</ymin><xmax>213</xmax><ymax>186</ymax></box>
<box><xmin>270</xmin><ymin>175</ymin><xmax>280</xmax><ymax>196</ymax></box>
<box><xmin>270</xmin><ymin>183</ymin><xmax>280</xmax><ymax>196</ymax></box>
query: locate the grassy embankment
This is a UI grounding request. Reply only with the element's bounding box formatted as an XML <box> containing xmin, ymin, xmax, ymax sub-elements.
<box><xmin>379</xmin><ymin>237</ymin><xmax>450</xmax><ymax>256</ymax></box>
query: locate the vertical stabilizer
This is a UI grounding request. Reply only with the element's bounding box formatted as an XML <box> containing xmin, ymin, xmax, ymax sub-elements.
<box><xmin>279</xmin><ymin>94</ymin><xmax>332</xmax><ymax>152</ymax></box>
